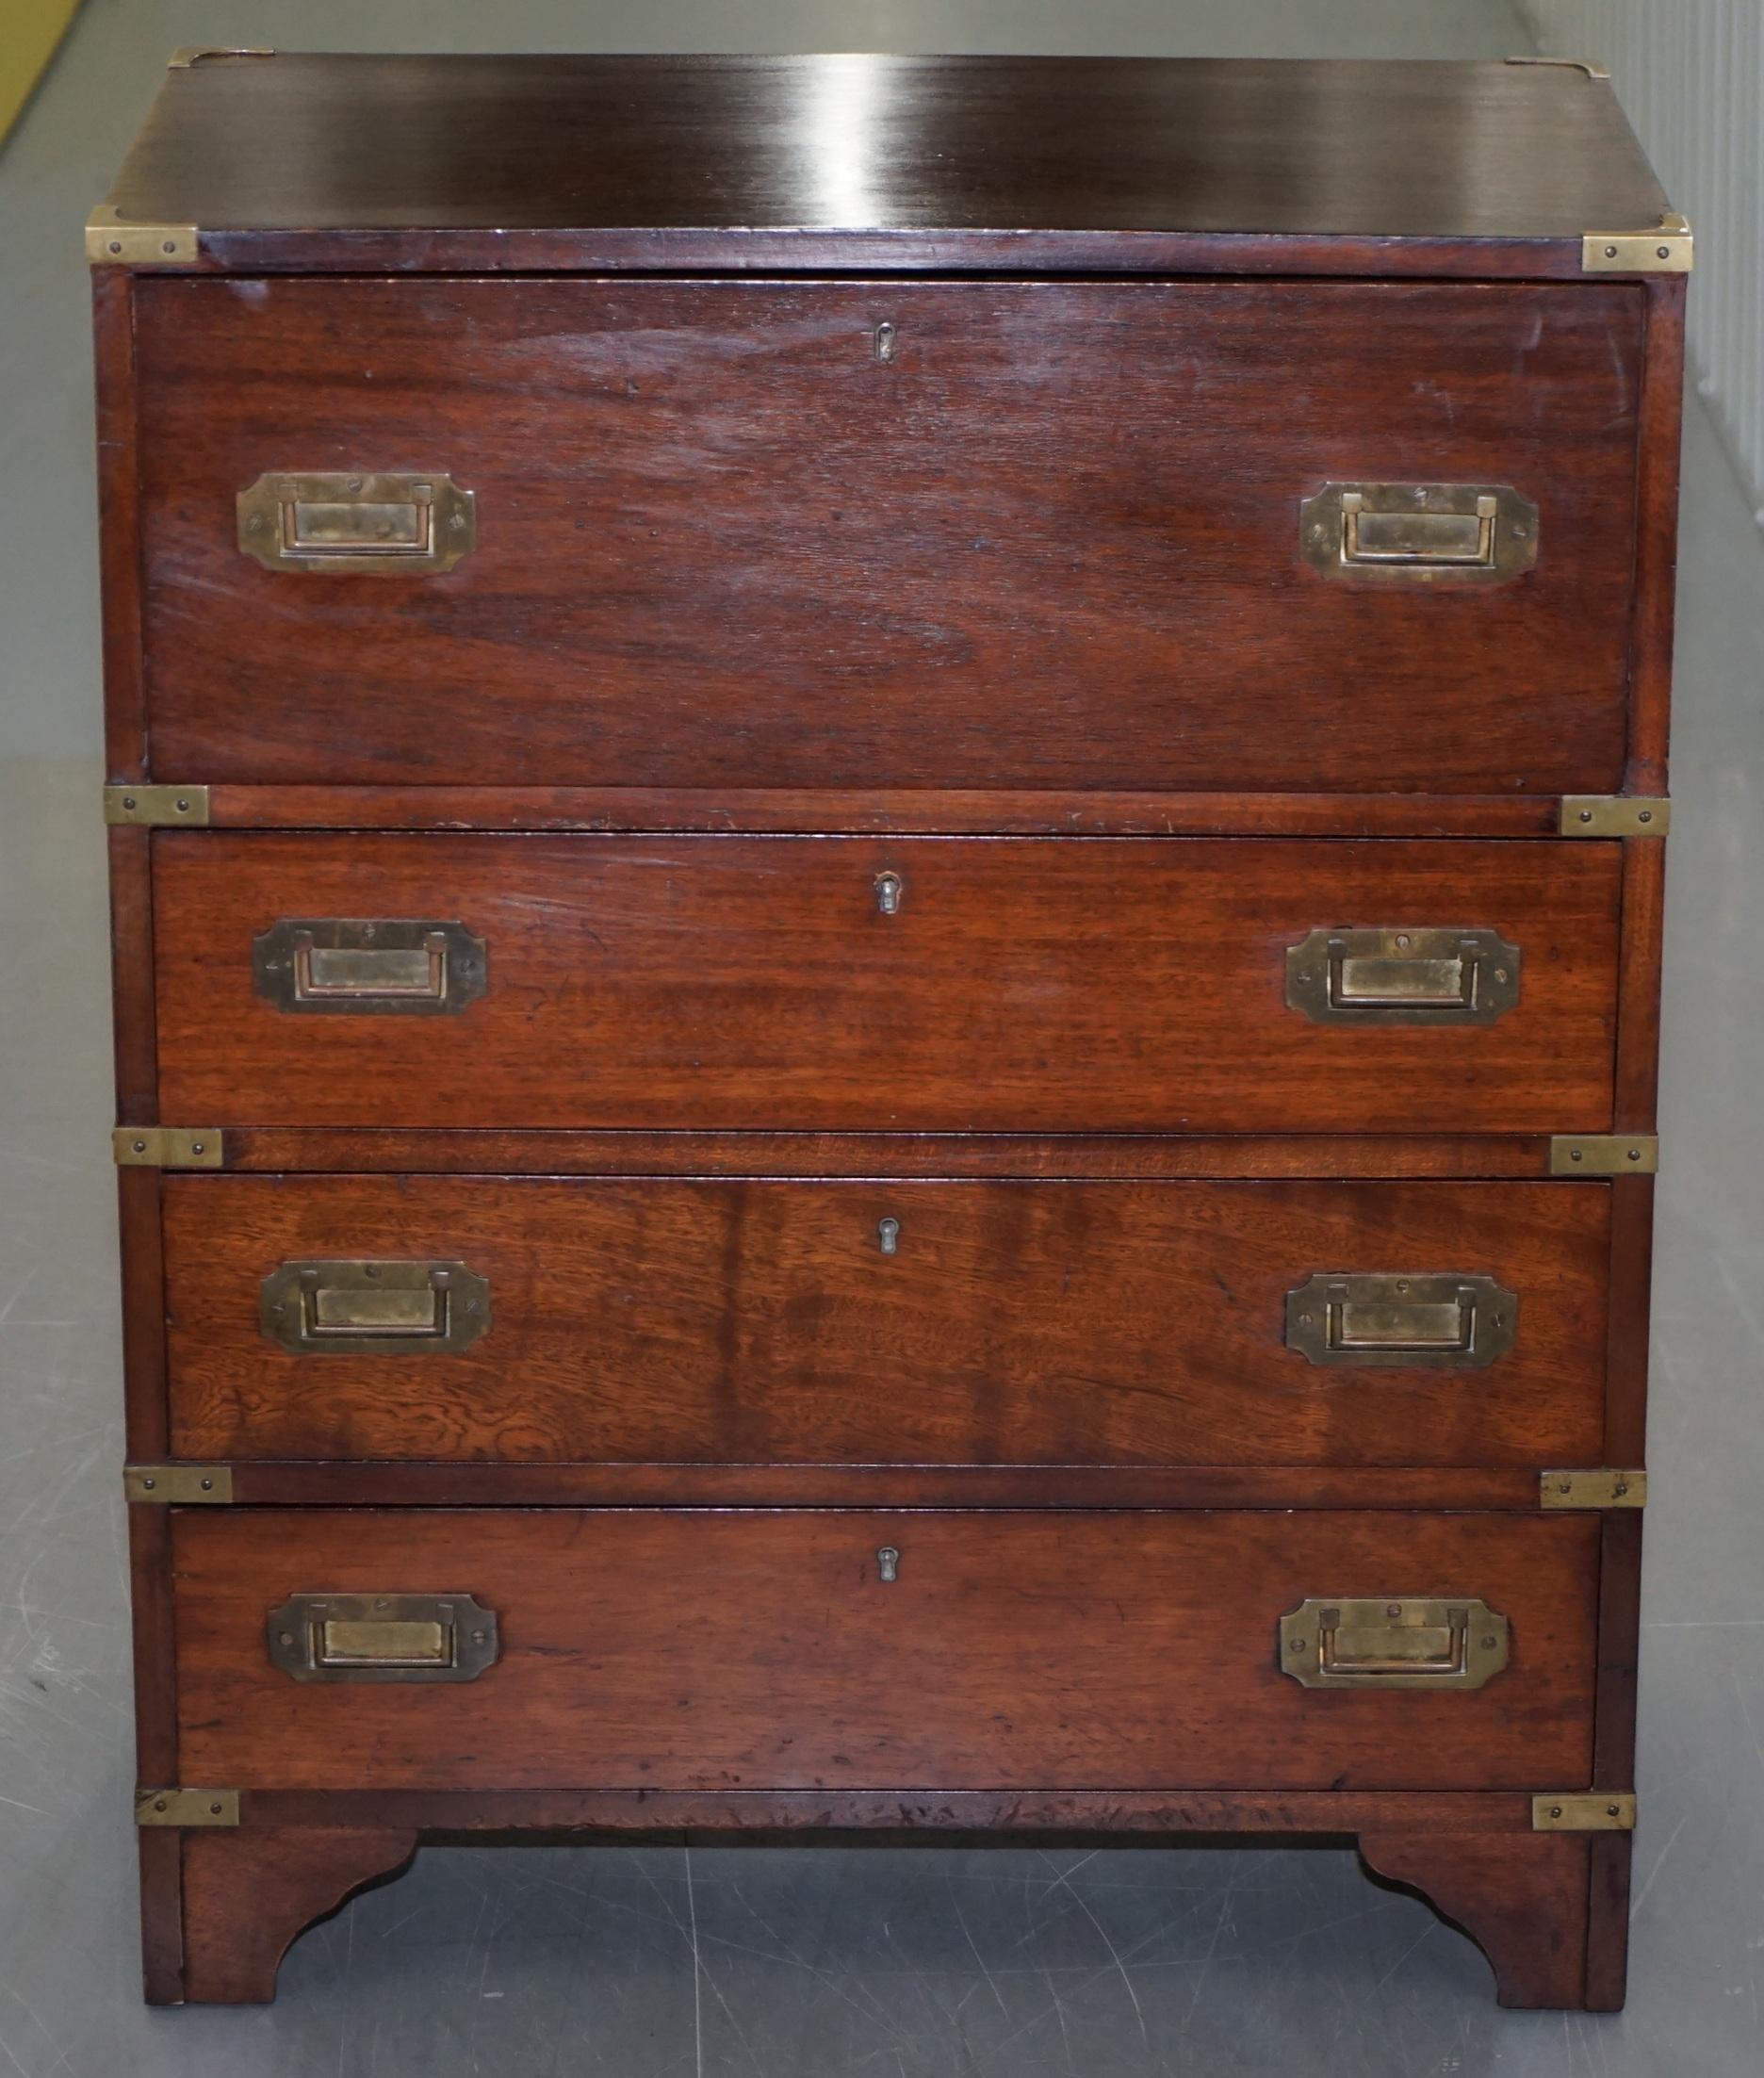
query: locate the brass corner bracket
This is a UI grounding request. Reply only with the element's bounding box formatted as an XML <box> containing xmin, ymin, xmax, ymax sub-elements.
<box><xmin>1541</xmin><ymin>1468</ymin><xmax>1647</xmax><ymax>1510</ymax></box>
<box><xmin>1559</xmin><ymin>795</ymin><xmax>1670</xmax><ymax>838</ymax></box>
<box><xmin>168</xmin><ymin>46</ymin><xmax>276</xmax><ymax>68</ymax></box>
<box><xmin>113</xmin><ymin>1128</ymin><xmax>225</xmax><ymax>1170</ymax></box>
<box><xmin>104</xmin><ymin>784</ymin><xmax>210</xmax><ymax>826</ymax></box>
<box><xmin>124</xmin><ymin>1465</ymin><xmax>234</xmax><ymax>1505</ymax></box>
<box><xmin>1584</xmin><ymin>212</ymin><xmax>1693</xmax><ymax>274</ymax></box>
<box><xmin>86</xmin><ymin>206</ymin><xmax>199</xmax><ymax>268</ymax></box>
<box><xmin>136</xmin><ymin>1789</ymin><xmax>239</xmax><ymax>1828</ymax></box>
<box><xmin>1548</xmin><ymin>1135</ymin><xmax>1658</xmax><ymax>1176</ymax></box>
<box><xmin>1533</xmin><ymin>1792</ymin><xmax>1636</xmax><ymax>1832</ymax></box>
<box><xmin>1505</xmin><ymin>56</ymin><xmax>1612</xmax><ymax>82</ymax></box>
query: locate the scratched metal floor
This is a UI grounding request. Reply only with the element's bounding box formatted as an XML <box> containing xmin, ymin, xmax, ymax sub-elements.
<box><xmin>4</xmin><ymin>4</ymin><xmax>1763</xmax><ymax>2074</ymax></box>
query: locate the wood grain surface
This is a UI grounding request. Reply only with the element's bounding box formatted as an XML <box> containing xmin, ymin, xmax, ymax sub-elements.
<box><xmin>1359</xmin><ymin>1831</ymin><xmax>1594</xmax><ymax>2008</ymax></box>
<box><xmin>163</xmin><ymin>1176</ymin><xmax>1609</xmax><ymax>1466</ymax></box>
<box><xmin>150</xmin><ymin>835</ymin><xmax>1623</xmax><ymax>1132</ymax></box>
<box><xmin>134</xmin><ymin>277</ymin><xmax>1642</xmax><ymax>794</ymax></box>
<box><xmin>176</xmin><ymin>1828</ymin><xmax>417</xmax><ymax>2004</ymax></box>
<box><xmin>100</xmin><ymin>55</ymin><xmax>1667</xmax><ymax>272</ymax></box>
<box><xmin>172</xmin><ymin>1508</ymin><xmax>1599</xmax><ymax>1792</ymax></box>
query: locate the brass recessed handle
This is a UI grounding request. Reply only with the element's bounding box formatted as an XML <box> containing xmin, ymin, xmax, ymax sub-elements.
<box><xmin>260</xmin><ymin>1259</ymin><xmax>491</xmax><ymax>1355</ymax></box>
<box><xmin>1279</xmin><ymin>1597</ymin><xmax>1510</xmax><ymax>1691</ymax></box>
<box><xmin>237</xmin><ymin>471</ymin><xmax>475</xmax><ymax>574</ymax></box>
<box><xmin>267</xmin><ymin>1593</ymin><xmax>499</xmax><ymax>1682</ymax></box>
<box><xmin>253</xmin><ymin>919</ymin><xmax>487</xmax><ymax>1015</ymax></box>
<box><xmin>1285</xmin><ymin>1273</ymin><xmax>1517</xmax><ymax>1368</ymax></box>
<box><xmin>1299</xmin><ymin>483</ymin><xmax>1538</xmax><ymax>583</ymax></box>
<box><xmin>1284</xmin><ymin>927</ymin><xmax>1521</xmax><ymax>1026</ymax></box>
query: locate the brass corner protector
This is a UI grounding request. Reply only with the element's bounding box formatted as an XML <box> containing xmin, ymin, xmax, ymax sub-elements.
<box><xmin>1583</xmin><ymin>212</ymin><xmax>1693</xmax><ymax>274</ymax></box>
<box><xmin>124</xmin><ymin>1464</ymin><xmax>234</xmax><ymax>1505</ymax></box>
<box><xmin>104</xmin><ymin>784</ymin><xmax>210</xmax><ymax>826</ymax></box>
<box><xmin>135</xmin><ymin>1789</ymin><xmax>239</xmax><ymax>1828</ymax></box>
<box><xmin>1541</xmin><ymin>1468</ymin><xmax>1647</xmax><ymax>1510</ymax></box>
<box><xmin>1504</xmin><ymin>56</ymin><xmax>1612</xmax><ymax>82</ymax></box>
<box><xmin>1559</xmin><ymin>795</ymin><xmax>1671</xmax><ymax>838</ymax></box>
<box><xmin>168</xmin><ymin>46</ymin><xmax>276</xmax><ymax>68</ymax></box>
<box><xmin>1548</xmin><ymin>1135</ymin><xmax>1658</xmax><ymax>1177</ymax></box>
<box><xmin>1533</xmin><ymin>1792</ymin><xmax>1636</xmax><ymax>1832</ymax></box>
<box><xmin>86</xmin><ymin>207</ymin><xmax>200</xmax><ymax>268</ymax></box>
<box><xmin>112</xmin><ymin>1127</ymin><xmax>225</xmax><ymax>1170</ymax></box>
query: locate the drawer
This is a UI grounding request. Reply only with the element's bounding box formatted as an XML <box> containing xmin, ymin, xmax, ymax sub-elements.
<box><xmin>134</xmin><ymin>276</ymin><xmax>1642</xmax><ymax>794</ymax></box>
<box><xmin>163</xmin><ymin>1177</ymin><xmax>1610</xmax><ymax>1466</ymax></box>
<box><xmin>172</xmin><ymin>1508</ymin><xmax>1598</xmax><ymax>1792</ymax></box>
<box><xmin>152</xmin><ymin>835</ymin><xmax>1620</xmax><ymax>1132</ymax></box>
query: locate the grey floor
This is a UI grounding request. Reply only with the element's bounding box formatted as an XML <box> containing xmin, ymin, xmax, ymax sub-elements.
<box><xmin>3</xmin><ymin>4</ymin><xmax>1762</xmax><ymax>2074</ymax></box>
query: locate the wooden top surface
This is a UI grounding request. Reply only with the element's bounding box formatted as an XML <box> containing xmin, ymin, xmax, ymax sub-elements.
<box><xmin>95</xmin><ymin>52</ymin><xmax>1670</xmax><ymax>275</ymax></box>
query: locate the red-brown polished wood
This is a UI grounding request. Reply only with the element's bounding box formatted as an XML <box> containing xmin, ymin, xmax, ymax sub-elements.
<box><xmin>172</xmin><ymin>1508</ymin><xmax>1599</xmax><ymax>1793</ymax></box>
<box><xmin>96</xmin><ymin>50</ymin><xmax>1679</xmax><ymax>2018</ymax></box>
<box><xmin>151</xmin><ymin>835</ymin><xmax>1623</xmax><ymax>1132</ymax></box>
<box><xmin>204</xmin><ymin>1464</ymin><xmax>1550</xmax><ymax>1511</ymax></box>
<box><xmin>1359</xmin><ymin>1832</ymin><xmax>1594</xmax><ymax>2009</ymax></box>
<box><xmin>102</xmin><ymin>55</ymin><xmax>1667</xmax><ymax>277</ymax></box>
<box><xmin>135</xmin><ymin>276</ymin><xmax>1642</xmax><ymax>794</ymax></box>
<box><xmin>177</xmin><ymin>1828</ymin><xmax>417</xmax><ymax>2004</ymax></box>
<box><xmin>197</xmin><ymin>787</ymin><xmax>1569</xmax><ymax>838</ymax></box>
<box><xmin>211</xmin><ymin>1128</ymin><xmax>1565</xmax><ymax>1179</ymax></box>
<box><xmin>163</xmin><ymin>1175</ymin><xmax>1609</xmax><ymax>1466</ymax></box>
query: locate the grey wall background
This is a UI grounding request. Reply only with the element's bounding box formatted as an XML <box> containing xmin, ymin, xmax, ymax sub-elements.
<box><xmin>1520</xmin><ymin>0</ymin><xmax>1764</xmax><ymax>525</ymax></box>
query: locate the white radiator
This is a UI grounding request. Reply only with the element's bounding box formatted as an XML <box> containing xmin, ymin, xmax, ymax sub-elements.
<box><xmin>1521</xmin><ymin>0</ymin><xmax>1764</xmax><ymax>520</ymax></box>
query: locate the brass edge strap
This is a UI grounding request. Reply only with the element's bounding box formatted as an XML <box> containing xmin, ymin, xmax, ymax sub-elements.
<box><xmin>1583</xmin><ymin>214</ymin><xmax>1693</xmax><ymax>274</ymax></box>
<box><xmin>1559</xmin><ymin>795</ymin><xmax>1670</xmax><ymax>838</ymax></box>
<box><xmin>136</xmin><ymin>1789</ymin><xmax>239</xmax><ymax>1827</ymax></box>
<box><xmin>1504</xmin><ymin>56</ymin><xmax>1612</xmax><ymax>81</ymax></box>
<box><xmin>1532</xmin><ymin>1793</ymin><xmax>1636</xmax><ymax>1832</ymax></box>
<box><xmin>1539</xmin><ymin>1468</ymin><xmax>1647</xmax><ymax>1510</ymax></box>
<box><xmin>1548</xmin><ymin>1136</ymin><xmax>1658</xmax><ymax>1176</ymax></box>
<box><xmin>124</xmin><ymin>1465</ymin><xmax>234</xmax><ymax>1505</ymax></box>
<box><xmin>168</xmin><ymin>46</ymin><xmax>276</xmax><ymax>67</ymax></box>
<box><xmin>104</xmin><ymin>784</ymin><xmax>210</xmax><ymax>826</ymax></box>
<box><xmin>113</xmin><ymin>1128</ymin><xmax>224</xmax><ymax>1169</ymax></box>
<box><xmin>86</xmin><ymin>209</ymin><xmax>200</xmax><ymax>267</ymax></box>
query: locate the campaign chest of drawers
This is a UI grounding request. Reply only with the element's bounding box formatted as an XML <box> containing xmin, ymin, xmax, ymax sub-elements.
<box><xmin>92</xmin><ymin>51</ymin><xmax>1685</xmax><ymax>2009</ymax></box>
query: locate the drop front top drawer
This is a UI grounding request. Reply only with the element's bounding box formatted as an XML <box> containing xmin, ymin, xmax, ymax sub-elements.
<box><xmin>170</xmin><ymin>1508</ymin><xmax>1598</xmax><ymax>1793</ymax></box>
<box><xmin>151</xmin><ymin>834</ymin><xmax>1621</xmax><ymax>1133</ymax></box>
<box><xmin>162</xmin><ymin>1176</ymin><xmax>1609</xmax><ymax>1468</ymax></box>
<box><xmin>132</xmin><ymin>275</ymin><xmax>1643</xmax><ymax>794</ymax></box>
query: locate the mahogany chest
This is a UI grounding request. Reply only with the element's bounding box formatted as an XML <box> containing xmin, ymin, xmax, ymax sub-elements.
<box><xmin>92</xmin><ymin>50</ymin><xmax>1685</xmax><ymax>2009</ymax></box>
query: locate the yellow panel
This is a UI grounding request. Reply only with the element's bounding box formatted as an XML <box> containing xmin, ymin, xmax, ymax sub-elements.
<box><xmin>0</xmin><ymin>0</ymin><xmax>82</xmax><ymax>142</ymax></box>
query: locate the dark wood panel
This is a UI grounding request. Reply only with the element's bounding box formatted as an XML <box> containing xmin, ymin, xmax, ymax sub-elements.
<box><xmin>238</xmin><ymin>1787</ymin><xmax>1540</xmax><ymax>1831</ymax></box>
<box><xmin>200</xmin><ymin>787</ymin><xmax>1568</xmax><ymax>838</ymax></box>
<box><xmin>106</xmin><ymin>55</ymin><xmax>1666</xmax><ymax>252</ymax></box>
<box><xmin>173</xmin><ymin>1508</ymin><xmax>1598</xmax><ymax>1792</ymax></box>
<box><xmin>212</xmin><ymin>1464</ymin><xmax>1546</xmax><ymax>1510</ymax></box>
<box><xmin>1627</xmin><ymin>277</ymin><xmax>1687</xmax><ymax>795</ymax></box>
<box><xmin>1360</xmin><ymin>1832</ymin><xmax>1592</xmax><ymax>2009</ymax></box>
<box><xmin>136</xmin><ymin>278</ymin><xmax>1641</xmax><ymax>794</ymax></box>
<box><xmin>152</xmin><ymin>836</ymin><xmax>1623</xmax><ymax>1132</ymax></box>
<box><xmin>164</xmin><ymin>1177</ymin><xmax>1609</xmax><ymax>1467</ymax></box>
<box><xmin>177</xmin><ymin>1829</ymin><xmax>417</xmax><ymax>2005</ymax></box>
<box><xmin>93</xmin><ymin>269</ymin><xmax>146</xmax><ymax>781</ymax></box>
<box><xmin>1614</xmin><ymin>838</ymin><xmax>1667</xmax><ymax>1129</ymax></box>
<box><xmin>216</xmin><ymin>1130</ymin><xmax>1560</xmax><ymax>1179</ymax></box>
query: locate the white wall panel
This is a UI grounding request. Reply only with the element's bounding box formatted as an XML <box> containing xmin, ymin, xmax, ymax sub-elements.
<box><xmin>1522</xmin><ymin>1</ymin><xmax>1764</xmax><ymax>518</ymax></box>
